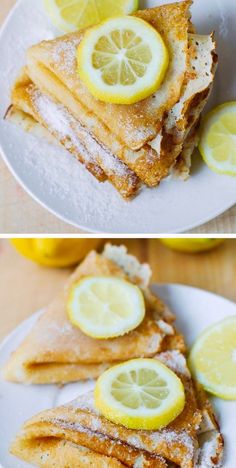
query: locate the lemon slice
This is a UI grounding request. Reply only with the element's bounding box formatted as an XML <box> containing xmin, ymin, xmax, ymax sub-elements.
<box><xmin>44</xmin><ymin>0</ymin><xmax>139</xmax><ymax>33</ymax></box>
<box><xmin>95</xmin><ymin>358</ymin><xmax>185</xmax><ymax>430</ymax></box>
<box><xmin>77</xmin><ymin>16</ymin><xmax>169</xmax><ymax>105</ymax></box>
<box><xmin>189</xmin><ymin>316</ymin><xmax>236</xmax><ymax>400</ymax></box>
<box><xmin>67</xmin><ymin>276</ymin><xmax>145</xmax><ymax>339</ymax></box>
<box><xmin>199</xmin><ymin>102</ymin><xmax>236</xmax><ymax>176</ymax></box>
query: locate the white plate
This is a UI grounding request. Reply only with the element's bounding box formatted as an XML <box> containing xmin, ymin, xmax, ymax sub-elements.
<box><xmin>0</xmin><ymin>0</ymin><xmax>236</xmax><ymax>233</ymax></box>
<box><xmin>0</xmin><ymin>283</ymin><xmax>236</xmax><ymax>467</ymax></box>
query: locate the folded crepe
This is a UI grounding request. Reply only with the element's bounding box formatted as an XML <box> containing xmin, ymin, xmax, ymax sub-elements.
<box><xmin>150</xmin><ymin>33</ymin><xmax>218</xmax><ymax>179</ymax></box>
<box><xmin>6</xmin><ymin>1</ymin><xmax>217</xmax><ymax>198</ymax></box>
<box><xmin>172</xmin><ymin>119</ymin><xmax>200</xmax><ymax>180</ymax></box>
<box><xmin>3</xmin><ymin>244</ymin><xmax>185</xmax><ymax>384</ymax></box>
<box><xmin>8</xmin><ymin>72</ymin><xmax>140</xmax><ymax>199</ymax></box>
<box><xmin>10</xmin><ymin>351</ymin><xmax>224</xmax><ymax>467</ymax></box>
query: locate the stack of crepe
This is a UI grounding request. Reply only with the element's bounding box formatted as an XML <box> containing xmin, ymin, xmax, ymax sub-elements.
<box><xmin>10</xmin><ymin>352</ymin><xmax>224</xmax><ymax>467</ymax></box>
<box><xmin>4</xmin><ymin>244</ymin><xmax>223</xmax><ymax>467</ymax></box>
<box><xmin>5</xmin><ymin>0</ymin><xmax>218</xmax><ymax>199</ymax></box>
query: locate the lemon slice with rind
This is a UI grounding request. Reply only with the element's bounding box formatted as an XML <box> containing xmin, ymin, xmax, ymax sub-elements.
<box><xmin>95</xmin><ymin>358</ymin><xmax>185</xmax><ymax>430</ymax></box>
<box><xmin>67</xmin><ymin>276</ymin><xmax>145</xmax><ymax>339</ymax></box>
<box><xmin>77</xmin><ymin>16</ymin><xmax>169</xmax><ymax>104</ymax></box>
<box><xmin>199</xmin><ymin>102</ymin><xmax>236</xmax><ymax>176</ymax></box>
<box><xmin>44</xmin><ymin>0</ymin><xmax>139</xmax><ymax>33</ymax></box>
<box><xmin>189</xmin><ymin>316</ymin><xmax>236</xmax><ymax>400</ymax></box>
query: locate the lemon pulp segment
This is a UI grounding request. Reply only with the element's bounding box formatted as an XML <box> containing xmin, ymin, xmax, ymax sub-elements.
<box><xmin>44</xmin><ymin>0</ymin><xmax>139</xmax><ymax>33</ymax></box>
<box><xmin>95</xmin><ymin>358</ymin><xmax>185</xmax><ymax>430</ymax></box>
<box><xmin>77</xmin><ymin>16</ymin><xmax>169</xmax><ymax>104</ymax></box>
<box><xmin>189</xmin><ymin>316</ymin><xmax>236</xmax><ymax>399</ymax></box>
<box><xmin>67</xmin><ymin>276</ymin><xmax>145</xmax><ymax>338</ymax></box>
<box><xmin>199</xmin><ymin>101</ymin><xmax>236</xmax><ymax>176</ymax></box>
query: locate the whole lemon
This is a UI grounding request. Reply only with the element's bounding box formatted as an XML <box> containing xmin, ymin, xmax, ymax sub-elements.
<box><xmin>10</xmin><ymin>238</ymin><xmax>102</xmax><ymax>267</ymax></box>
<box><xmin>160</xmin><ymin>238</ymin><xmax>224</xmax><ymax>253</ymax></box>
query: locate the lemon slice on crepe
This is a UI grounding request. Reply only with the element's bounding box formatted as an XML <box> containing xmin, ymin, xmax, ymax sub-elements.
<box><xmin>199</xmin><ymin>102</ymin><xmax>236</xmax><ymax>176</ymax></box>
<box><xmin>67</xmin><ymin>276</ymin><xmax>145</xmax><ymax>339</ymax></box>
<box><xmin>189</xmin><ymin>316</ymin><xmax>236</xmax><ymax>399</ymax></box>
<box><xmin>77</xmin><ymin>16</ymin><xmax>169</xmax><ymax>104</ymax></box>
<box><xmin>95</xmin><ymin>358</ymin><xmax>185</xmax><ymax>430</ymax></box>
<box><xmin>44</xmin><ymin>0</ymin><xmax>139</xmax><ymax>33</ymax></box>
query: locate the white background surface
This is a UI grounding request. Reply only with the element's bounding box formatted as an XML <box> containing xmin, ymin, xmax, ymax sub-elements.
<box><xmin>0</xmin><ymin>284</ymin><xmax>236</xmax><ymax>467</ymax></box>
<box><xmin>0</xmin><ymin>0</ymin><xmax>236</xmax><ymax>233</ymax></box>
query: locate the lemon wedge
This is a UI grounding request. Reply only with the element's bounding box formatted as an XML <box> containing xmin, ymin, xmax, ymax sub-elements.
<box><xmin>77</xmin><ymin>16</ymin><xmax>169</xmax><ymax>104</ymax></box>
<box><xmin>67</xmin><ymin>276</ymin><xmax>145</xmax><ymax>339</ymax></box>
<box><xmin>199</xmin><ymin>102</ymin><xmax>236</xmax><ymax>176</ymax></box>
<box><xmin>10</xmin><ymin>239</ymin><xmax>101</xmax><ymax>268</ymax></box>
<box><xmin>189</xmin><ymin>316</ymin><xmax>236</xmax><ymax>400</ymax></box>
<box><xmin>95</xmin><ymin>358</ymin><xmax>185</xmax><ymax>430</ymax></box>
<box><xmin>44</xmin><ymin>0</ymin><xmax>139</xmax><ymax>33</ymax></box>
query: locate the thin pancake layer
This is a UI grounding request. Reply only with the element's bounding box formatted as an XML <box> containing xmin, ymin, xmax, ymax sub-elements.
<box><xmin>10</xmin><ymin>72</ymin><xmax>140</xmax><ymax>199</ymax></box>
<box><xmin>5</xmin><ymin>104</ymin><xmax>106</xmax><ymax>182</ymax></box>
<box><xmin>11</xmin><ymin>439</ymin><xmax>127</xmax><ymax>468</ymax></box>
<box><xmin>172</xmin><ymin>120</ymin><xmax>200</xmax><ymax>180</ymax></box>
<box><xmin>3</xmin><ymin>245</ymin><xmax>183</xmax><ymax>384</ymax></box>
<box><xmin>5</xmin><ymin>106</ymin><xmax>61</xmax><ymax>148</ymax></box>
<box><xmin>149</xmin><ymin>33</ymin><xmax>217</xmax><ymax>180</ymax></box>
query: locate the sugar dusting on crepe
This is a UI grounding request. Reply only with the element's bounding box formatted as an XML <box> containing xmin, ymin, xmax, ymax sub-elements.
<box><xmin>31</xmin><ymin>89</ymin><xmax>133</xmax><ymax>180</ymax></box>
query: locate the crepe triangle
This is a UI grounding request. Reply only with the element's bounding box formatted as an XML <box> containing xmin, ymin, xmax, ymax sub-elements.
<box><xmin>10</xmin><ymin>351</ymin><xmax>223</xmax><ymax>467</ymax></box>
<box><xmin>3</xmin><ymin>244</ymin><xmax>184</xmax><ymax>385</ymax></box>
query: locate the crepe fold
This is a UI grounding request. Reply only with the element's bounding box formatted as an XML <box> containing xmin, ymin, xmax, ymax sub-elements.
<box><xmin>10</xmin><ymin>351</ymin><xmax>224</xmax><ymax>468</ymax></box>
<box><xmin>8</xmin><ymin>72</ymin><xmax>140</xmax><ymax>198</ymax></box>
<box><xmin>3</xmin><ymin>244</ymin><xmax>184</xmax><ymax>385</ymax></box>
<box><xmin>6</xmin><ymin>1</ymin><xmax>217</xmax><ymax>199</ymax></box>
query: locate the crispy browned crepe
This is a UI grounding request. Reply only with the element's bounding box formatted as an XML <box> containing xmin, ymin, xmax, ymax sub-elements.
<box><xmin>150</xmin><ymin>33</ymin><xmax>217</xmax><ymax>180</ymax></box>
<box><xmin>6</xmin><ymin>1</ymin><xmax>218</xmax><ymax>199</ymax></box>
<box><xmin>26</xmin><ymin>2</ymin><xmax>190</xmax><ymax>151</ymax></box>
<box><xmin>10</xmin><ymin>351</ymin><xmax>223</xmax><ymax>467</ymax></box>
<box><xmin>3</xmin><ymin>244</ymin><xmax>184</xmax><ymax>384</ymax></box>
<box><xmin>10</xmin><ymin>71</ymin><xmax>140</xmax><ymax>198</ymax></box>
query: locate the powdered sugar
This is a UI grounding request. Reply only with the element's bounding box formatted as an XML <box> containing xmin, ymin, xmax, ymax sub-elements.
<box><xmin>147</xmin><ymin>333</ymin><xmax>162</xmax><ymax>354</ymax></box>
<box><xmin>103</xmin><ymin>244</ymin><xmax>151</xmax><ymax>288</ymax></box>
<box><xmin>150</xmin><ymin>429</ymin><xmax>195</xmax><ymax>461</ymax></box>
<box><xmin>156</xmin><ymin>320</ymin><xmax>174</xmax><ymax>336</ymax></box>
<box><xmin>69</xmin><ymin>392</ymin><xmax>96</xmax><ymax>413</ymax></box>
<box><xmin>197</xmin><ymin>433</ymin><xmax>223</xmax><ymax>468</ymax></box>
<box><xmin>52</xmin><ymin>36</ymin><xmax>81</xmax><ymax>78</ymax></box>
<box><xmin>30</xmin><ymin>87</ymin><xmax>131</xmax><ymax>179</ymax></box>
<box><xmin>157</xmin><ymin>350</ymin><xmax>191</xmax><ymax>378</ymax></box>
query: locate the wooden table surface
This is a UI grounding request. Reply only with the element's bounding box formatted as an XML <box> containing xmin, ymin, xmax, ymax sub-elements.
<box><xmin>0</xmin><ymin>238</ymin><xmax>235</xmax><ymax>342</ymax></box>
<box><xmin>0</xmin><ymin>1</ymin><xmax>236</xmax><ymax>234</ymax></box>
